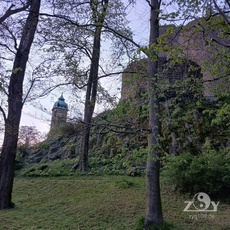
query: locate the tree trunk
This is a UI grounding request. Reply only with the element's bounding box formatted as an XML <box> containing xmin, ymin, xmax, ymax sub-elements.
<box><xmin>76</xmin><ymin>24</ymin><xmax>102</xmax><ymax>172</ymax></box>
<box><xmin>75</xmin><ymin>0</ymin><xmax>109</xmax><ymax>172</ymax></box>
<box><xmin>0</xmin><ymin>0</ymin><xmax>41</xmax><ymax>209</ymax></box>
<box><xmin>145</xmin><ymin>0</ymin><xmax>164</xmax><ymax>227</ymax></box>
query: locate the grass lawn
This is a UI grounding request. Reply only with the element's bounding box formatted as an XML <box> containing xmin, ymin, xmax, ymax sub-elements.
<box><xmin>0</xmin><ymin>175</ymin><xmax>229</xmax><ymax>229</ymax></box>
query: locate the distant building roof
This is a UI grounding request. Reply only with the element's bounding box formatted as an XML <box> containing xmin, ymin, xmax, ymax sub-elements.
<box><xmin>53</xmin><ymin>94</ymin><xmax>68</xmax><ymax>110</ymax></box>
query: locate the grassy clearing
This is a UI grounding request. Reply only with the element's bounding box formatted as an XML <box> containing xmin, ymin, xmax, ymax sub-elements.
<box><xmin>0</xmin><ymin>176</ymin><xmax>229</xmax><ymax>230</ymax></box>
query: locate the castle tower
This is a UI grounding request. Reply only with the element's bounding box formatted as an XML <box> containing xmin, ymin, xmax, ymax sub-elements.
<box><xmin>50</xmin><ymin>94</ymin><xmax>68</xmax><ymax>130</ymax></box>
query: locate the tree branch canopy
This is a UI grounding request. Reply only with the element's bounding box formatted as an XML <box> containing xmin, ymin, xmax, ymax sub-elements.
<box><xmin>39</xmin><ymin>12</ymin><xmax>141</xmax><ymax>50</ymax></box>
<box><xmin>0</xmin><ymin>1</ymin><xmax>31</xmax><ymax>24</ymax></box>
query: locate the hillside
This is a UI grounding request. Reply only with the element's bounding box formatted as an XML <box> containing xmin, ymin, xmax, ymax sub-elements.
<box><xmin>17</xmin><ymin>93</ymin><xmax>229</xmax><ymax>178</ymax></box>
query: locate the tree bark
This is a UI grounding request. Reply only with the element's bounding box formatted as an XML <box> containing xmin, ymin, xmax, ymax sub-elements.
<box><xmin>145</xmin><ymin>0</ymin><xmax>164</xmax><ymax>227</ymax></box>
<box><xmin>0</xmin><ymin>0</ymin><xmax>41</xmax><ymax>209</ymax></box>
<box><xmin>75</xmin><ymin>0</ymin><xmax>109</xmax><ymax>171</ymax></box>
<box><xmin>77</xmin><ymin>26</ymin><xmax>101</xmax><ymax>171</ymax></box>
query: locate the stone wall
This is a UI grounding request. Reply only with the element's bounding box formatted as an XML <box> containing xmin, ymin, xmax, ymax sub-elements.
<box><xmin>121</xmin><ymin>19</ymin><xmax>228</xmax><ymax>101</ymax></box>
<box><xmin>50</xmin><ymin>108</ymin><xmax>68</xmax><ymax>130</ymax></box>
<box><xmin>121</xmin><ymin>57</ymin><xmax>203</xmax><ymax>102</ymax></box>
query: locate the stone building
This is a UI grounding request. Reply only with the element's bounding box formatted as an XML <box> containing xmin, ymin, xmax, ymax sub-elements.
<box><xmin>121</xmin><ymin>57</ymin><xmax>203</xmax><ymax>102</ymax></box>
<box><xmin>121</xmin><ymin>19</ymin><xmax>229</xmax><ymax>102</ymax></box>
<box><xmin>50</xmin><ymin>94</ymin><xmax>68</xmax><ymax>130</ymax></box>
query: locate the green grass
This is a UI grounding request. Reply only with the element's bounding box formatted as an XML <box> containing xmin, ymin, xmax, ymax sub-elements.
<box><xmin>0</xmin><ymin>176</ymin><xmax>229</xmax><ymax>230</ymax></box>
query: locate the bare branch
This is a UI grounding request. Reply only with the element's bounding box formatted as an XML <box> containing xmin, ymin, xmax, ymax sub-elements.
<box><xmin>212</xmin><ymin>0</ymin><xmax>230</xmax><ymax>25</ymax></box>
<box><xmin>74</xmin><ymin>70</ymin><xmax>144</xmax><ymax>89</ymax></box>
<box><xmin>0</xmin><ymin>1</ymin><xmax>31</xmax><ymax>24</ymax></box>
<box><xmin>103</xmin><ymin>25</ymin><xmax>141</xmax><ymax>49</ymax></box>
<box><xmin>39</xmin><ymin>12</ymin><xmax>142</xmax><ymax>51</ymax></box>
<box><xmin>0</xmin><ymin>106</ymin><xmax>6</xmax><ymax>123</ymax></box>
<box><xmin>0</xmin><ymin>42</ymin><xmax>16</xmax><ymax>54</ymax></box>
<box><xmin>145</xmin><ymin>0</ymin><xmax>153</xmax><ymax>9</ymax></box>
<box><xmin>22</xmin><ymin>78</ymin><xmax>36</xmax><ymax>104</ymax></box>
<box><xmin>196</xmin><ymin>18</ymin><xmax>230</xmax><ymax>48</ymax></box>
<box><xmin>203</xmin><ymin>74</ymin><xmax>230</xmax><ymax>83</ymax></box>
<box><xmin>4</xmin><ymin>23</ymin><xmax>18</xmax><ymax>50</ymax></box>
<box><xmin>0</xmin><ymin>56</ymin><xmax>13</xmax><ymax>61</ymax></box>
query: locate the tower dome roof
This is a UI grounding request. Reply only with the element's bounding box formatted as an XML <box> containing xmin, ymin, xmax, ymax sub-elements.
<box><xmin>53</xmin><ymin>94</ymin><xmax>68</xmax><ymax>110</ymax></box>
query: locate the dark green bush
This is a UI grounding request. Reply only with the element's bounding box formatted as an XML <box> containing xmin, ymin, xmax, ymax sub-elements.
<box><xmin>163</xmin><ymin>149</ymin><xmax>230</xmax><ymax>199</ymax></box>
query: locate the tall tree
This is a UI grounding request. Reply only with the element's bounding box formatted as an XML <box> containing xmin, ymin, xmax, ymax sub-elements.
<box><xmin>145</xmin><ymin>0</ymin><xmax>163</xmax><ymax>227</ymax></box>
<box><xmin>144</xmin><ymin>0</ymin><xmax>230</xmax><ymax>226</ymax></box>
<box><xmin>37</xmin><ymin>0</ymin><xmax>135</xmax><ymax>172</ymax></box>
<box><xmin>75</xmin><ymin>0</ymin><xmax>109</xmax><ymax>171</ymax></box>
<box><xmin>0</xmin><ymin>0</ymin><xmax>41</xmax><ymax>209</ymax></box>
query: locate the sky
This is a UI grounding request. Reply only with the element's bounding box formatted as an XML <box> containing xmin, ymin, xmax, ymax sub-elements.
<box><xmin>0</xmin><ymin>0</ymin><xmax>151</xmax><ymax>144</ymax></box>
<box><xmin>19</xmin><ymin>0</ymin><xmax>150</xmax><ymax>135</ymax></box>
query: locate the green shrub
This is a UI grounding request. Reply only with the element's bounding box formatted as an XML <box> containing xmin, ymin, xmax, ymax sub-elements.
<box><xmin>21</xmin><ymin>159</ymin><xmax>76</xmax><ymax>177</ymax></box>
<box><xmin>21</xmin><ymin>164</ymin><xmax>49</xmax><ymax>177</ymax></box>
<box><xmin>163</xmin><ymin>150</ymin><xmax>230</xmax><ymax>199</ymax></box>
<box><xmin>87</xmin><ymin>146</ymin><xmax>147</xmax><ymax>176</ymax></box>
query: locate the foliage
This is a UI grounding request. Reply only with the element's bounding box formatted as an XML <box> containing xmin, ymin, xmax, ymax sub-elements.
<box><xmin>88</xmin><ymin>159</ymin><xmax>144</xmax><ymax>176</ymax></box>
<box><xmin>18</xmin><ymin>137</ymin><xmax>148</xmax><ymax>177</ymax></box>
<box><xmin>53</xmin><ymin>122</ymin><xmax>80</xmax><ymax>138</ymax></box>
<box><xmin>88</xmin><ymin>146</ymin><xmax>147</xmax><ymax>176</ymax></box>
<box><xmin>162</xmin><ymin>149</ymin><xmax>230</xmax><ymax>199</ymax></box>
<box><xmin>17</xmin><ymin>93</ymin><xmax>229</xmax><ymax>178</ymax></box>
<box><xmin>15</xmin><ymin>144</ymin><xmax>32</xmax><ymax>170</ymax></box>
<box><xmin>160</xmin><ymin>94</ymin><xmax>230</xmax><ymax>156</ymax></box>
<box><xmin>21</xmin><ymin>159</ymin><xmax>76</xmax><ymax>177</ymax></box>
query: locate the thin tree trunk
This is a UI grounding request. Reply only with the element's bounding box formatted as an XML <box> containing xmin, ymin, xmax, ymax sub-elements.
<box><xmin>76</xmin><ymin>25</ymin><xmax>102</xmax><ymax>172</ymax></box>
<box><xmin>74</xmin><ymin>0</ymin><xmax>109</xmax><ymax>172</ymax></box>
<box><xmin>0</xmin><ymin>0</ymin><xmax>41</xmax><ymax>209</ymax></box>
<box><xmin>145</xmin><ymin>0</ymin><xmax>164</xmax><ymax>227</ymax></box>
